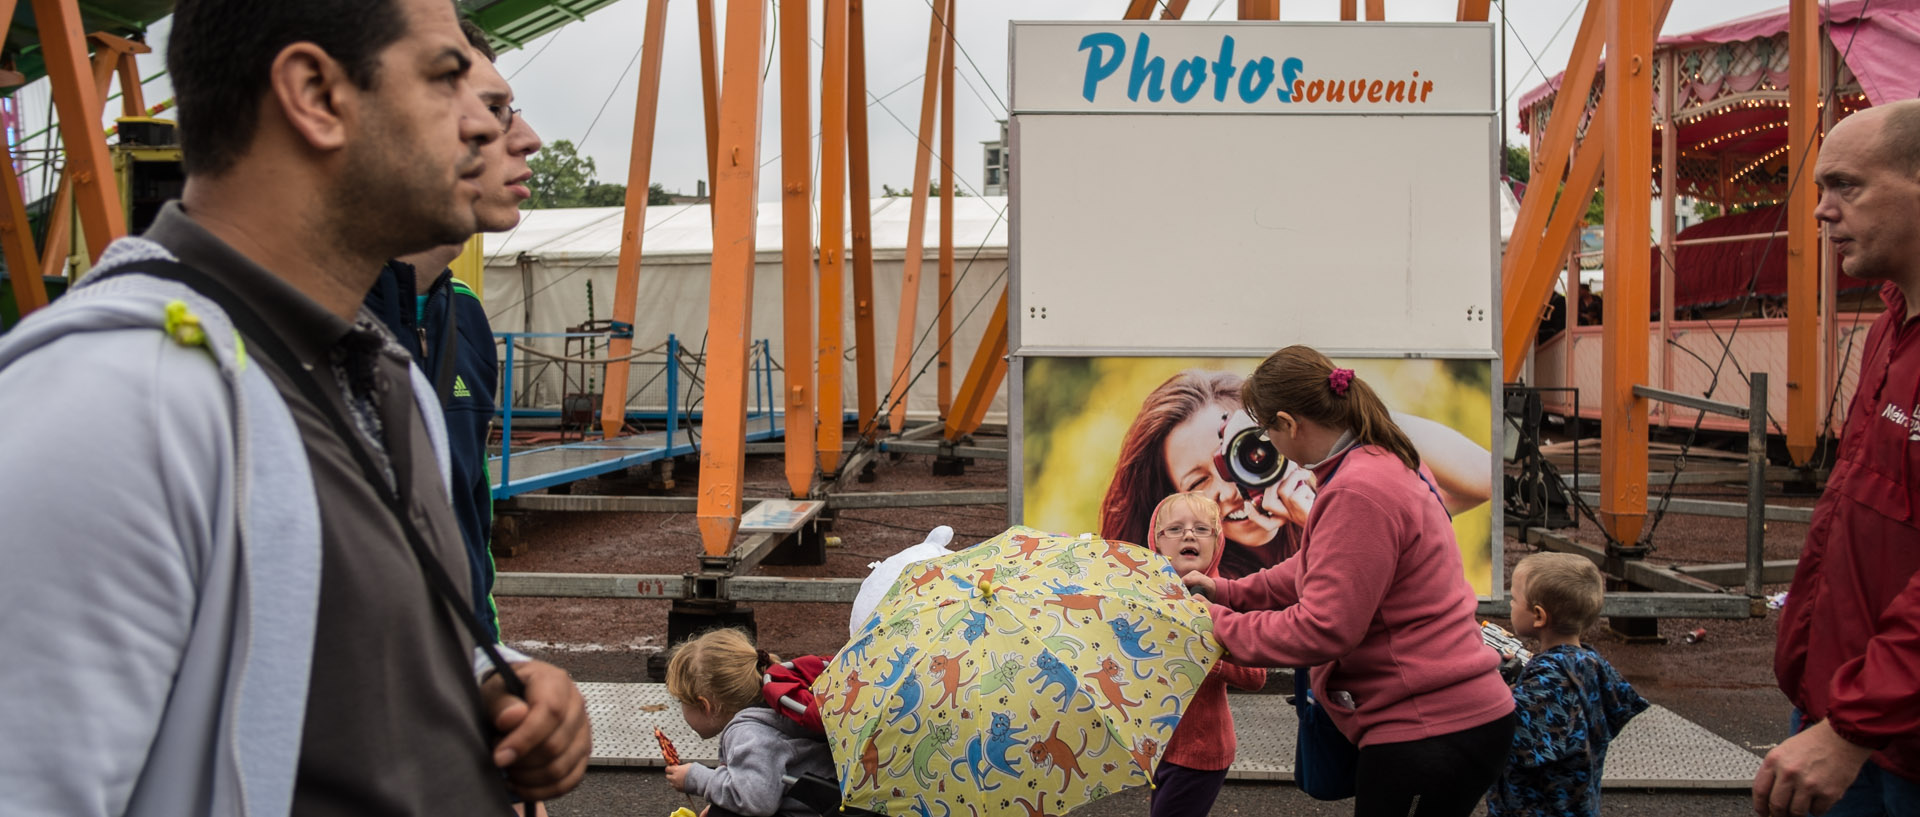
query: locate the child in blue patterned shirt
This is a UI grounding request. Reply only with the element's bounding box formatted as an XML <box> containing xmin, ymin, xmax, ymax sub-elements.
<box><xmin>1487</xmin><ymin>553</ymin><xmax>1650</xmax><ymax>817</ymax></box>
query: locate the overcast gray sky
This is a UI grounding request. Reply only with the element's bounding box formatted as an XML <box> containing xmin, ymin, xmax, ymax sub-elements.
<box><xmin>18</xmin><ymin>0</ymin><xmax>1788</xmax><ymax>203</ymax></box>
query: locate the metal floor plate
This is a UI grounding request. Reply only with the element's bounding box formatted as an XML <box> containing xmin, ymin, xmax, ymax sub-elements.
<box><xmin>581</xmin><ymin>683</ymin><xmax>1762</xmax><ymax>789</ymax></box>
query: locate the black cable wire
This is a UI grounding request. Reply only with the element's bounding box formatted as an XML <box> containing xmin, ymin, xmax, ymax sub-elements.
<box><xmin>916</xmin><ymin>0</ymin><xmax>1009</xmax><ymax>118</ymax></box>
<box><xmin>1501</xmin><ymin>1</ymin><xmax>1583</xmax><ymax>106</ymax></box>
<box><xmin>506</xmin><ymin>25</ymin><xmax>562</xmax><ymax>81</ymax></box>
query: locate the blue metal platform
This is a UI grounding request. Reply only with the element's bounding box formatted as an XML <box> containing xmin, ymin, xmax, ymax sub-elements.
<box><xmin>489</xmin><ymin>333</ymin><xmax>782</xmax><ymax>499</ymax></box>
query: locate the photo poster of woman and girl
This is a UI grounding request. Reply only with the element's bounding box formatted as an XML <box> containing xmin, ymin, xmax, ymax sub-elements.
<box><xmin>1022</xmin><ymin>356</ymin><xmax>1498</xmax><ymax>594</ymax></box>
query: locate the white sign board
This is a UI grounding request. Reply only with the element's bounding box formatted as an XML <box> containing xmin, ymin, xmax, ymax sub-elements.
<box><xmin>1010</xmin><ymin>22</ymin><xmax>1498</xmax><ymax>356</ymax></box>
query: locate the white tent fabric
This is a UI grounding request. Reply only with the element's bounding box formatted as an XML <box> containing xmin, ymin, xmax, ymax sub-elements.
<box><xmin>481</xmin><ymin>196</ymin><xmax>1010</xmax><ymax>425</ymax></box>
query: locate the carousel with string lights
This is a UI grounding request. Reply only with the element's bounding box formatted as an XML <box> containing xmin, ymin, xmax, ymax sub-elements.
<box><xmin>1515</xmin><ymin>0</ymin><xmax>1916</xmax><ymax>436</ymax></box>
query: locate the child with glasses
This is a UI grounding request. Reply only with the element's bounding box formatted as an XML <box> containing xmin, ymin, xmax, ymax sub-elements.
<box><xmin>1146</xmin><ymin>492</ymin><xmax>1268</xmax><ymax>817</ymax></box>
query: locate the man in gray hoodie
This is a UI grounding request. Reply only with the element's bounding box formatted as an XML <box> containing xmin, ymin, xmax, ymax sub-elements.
<box><xmin>0</xmin><ymin>1</ymin><xmax>590</xmax><ymax>815</ymax></box>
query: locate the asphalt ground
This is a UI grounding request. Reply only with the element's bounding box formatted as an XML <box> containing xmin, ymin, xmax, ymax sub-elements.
<box><xmin>495</xmin><ymin>444</ymin><xmax>1785</xmax><ymax>816</ymax></box>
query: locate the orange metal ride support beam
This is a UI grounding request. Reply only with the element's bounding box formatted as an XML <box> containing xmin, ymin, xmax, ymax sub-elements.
<box><xmin>1123</xmin><ymin>0</ymin><xmax>1156</xmax><ymax>19</ymax></box>
<box><xmin>1367</xmin><ymin>0</ymin><xmax>1386</xmax><ymax>21</ymax></box>
<box><xmin>817</xmin><ymin>0</ymin><xmax>849</xmax><ymax>474</ymax></box>
<box><xmin>0</xmin><ymin>0</ymin><xmax>44</xmax><ymax>316</ymax></box>
<box><xmin>945</xmin><ymin>286</ymin><xmax>1006</xmax><ymax>443</ymax></box>
<box><xmin>1340</xmin><ymin>0</ymin><xmax>1356</xmax><ymax>20</ymax></box>
<box><xmin>936</xmin><ymin>0</ymin><xmax>956</xmax><ymax>421</ymax></box>
<box><xmin>1160</xmin><ymin>0</ymin><xmax>1191</xmax><ymax>19</ymax></box>
<box><xmin>1500</xmin><ymin>0</ymin><xmax>1604</xmax><ymax>379</ymax></box>
<box><xmin>1456</xmin><ymin>0</ymin><xmax>1489</xmax><ymax>23</ymax></box>
<box><xmin>1500</xmin><ymin>0</ymin><xmax>1672</xmax><ymax>378</ymax></box>
<box><xmin>847</xmin><ymin>0</ymin><xmax>881</xmax><ymax>439</ymax></box>
<box><xmin>0</xmin><ymin>137</ymin><xmax>43</xmax><ymax>314</ymax></box>
<box><xmin>1784</xmin><ymin>0</ymin><xmax>1820</xmax><ymax>465</ymax></box>
<box><xmin>598</xmin><ymin>0</ymin><xmax>672</xmax><ymax>441</ymax></box>
<box><xmin>1509</xmin><ymin>110</ymin><xmax>1608</xmax><ymax>383</ymax></box>
<box><xmin>697</xmin><ymin>0</ymin><xmax>720</xmax><ymax>197</ymax></box>
<box><xmin>883</xmin><ymin>0</ymin><xmax>949</xmax><ymax>434</ymax></box>
<box><xmin>35</xmin><ymin>0</ymin><xmax>126</xmax><ymax>264</ymax></box>
<box><xmin>1599</xmin><ymin>0</ymin><xmax>1655</xmax><ymax>547</ymax></box>
<box><xmin>1239</xmin><ymin>0</ymin><xmax>1278</xmax><ymax>19</ymax></box>
<box><xmin>778</xmin><ymin>0</ymin><xmax>816</xmax><ymax>498</ymax></box>
<box><xmin>115</xmin><ymin>49</ymin><xmax>143</xmax><ymax>116</ymax></box>
<box><xmin>695</xmin><ymin>0</ymin><xmax>768</xmax><ymax>557</ymax></box>
<box><xmin>36</xmin><ymin>29</ymin><xmax>140</xmax><ymax>285</ymax></box>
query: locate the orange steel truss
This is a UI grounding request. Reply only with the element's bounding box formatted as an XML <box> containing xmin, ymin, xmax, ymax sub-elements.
<box><xmin>817</xmin><ymin>0</ymin><xmax>849</xmax><ymax>474</ymax></box>
<box><xmin>778</xmin><ymin>0</ymin><xmax>817</xmax><ymax>498</ymax></box>
<box><xmin>1784</xmin><ymin>0</ymin><xmax>1820</xmax><ymax>465</ymax></box>
<box><xmin>35</xmin><ymin>0</ymin><xmax>126</xmax><ymax>265</ymax></box>
<box><xmin>1598</xmin><ymin>0</ymin><xmax>1656</xmax><ymax>547</ymax></box>
<box><xmin>3</xmin><ymin>1</ymin><xmax>141</xmax><ymax>317</ymax></box>
<box><xmin>695</xmin><ymin>0</ymin><xmax>768</xmax><ymax>556</ymax></box>
<box><xmin>847</xmin><ymin>0</ymin><xmax>880</xmax><ymax>439</ymax></box>
<box><xmin>883</xmin><ymin>0</ymin><xmax>949</xmax><ymax>434</ymax></box>
<box><xmin>936</xmin><ymin>0</ymin><xmax>956</xmax><ymax>422</ymax></box>
<box><xmin>597</xmin><ymin>0</ymin><xmax>671</xmax><ymax>441</ymax></box>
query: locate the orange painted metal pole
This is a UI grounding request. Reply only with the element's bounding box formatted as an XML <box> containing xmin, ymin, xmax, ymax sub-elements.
<box><xmin>1500</xmin><ymin>0</ymin><xmax>1605</xmax><ymax>379</ymax></box>
<box><xmin>1599</xmin><ymin>0</ymin><xmax>1654</xmax><ymax>548</ymax></box>
<box><xmin>1340</xmin><ymin>0</ymin><xmax>1357</xmax><ymax>20</ymax></box>
<box><xmin>1239</xmin><ymin>0</ymin><xmax>1278</xmax><ymax>19</ymax></box>
<box><xmin>697</xmin><ymin>0</ymin><xmax>720</xmax><ymax>200</ymax></box>
<box><xmin>34</xmin><ymin>0</ymin><xmax>126</xmax><ymax>263</ymax></box>
<box><xmin>598</xmin><ymin>0</ymin><xmax>673</xmax><ymax>441</ymax></box>
<box><xmin>1122</xmin><ymin>0</ymin><xmax>1156</xmax><ymax>18</ymax></box>
<box><xmin>0</xmin><ymin>0</ymin><xmax>43</xmax><ymax>316</ymax></box>
<box><xmin>1456</xmin><ymin>0</ymin><xmax>1489</xmax><ymax>22</ymax></box>
<box><xmin>962</xmin><ymin>352</ymin><xmax>1007</xmax><ymax>439</ymax></box>
<box><xmin>116</xmin><ymin>52</ymin><xmax>144</xmax><ymax>117</ymax></box>
<box><xmin>1159</xmin><ymin>0</ymin><xmax>1191</xmax><ymax>19</ymax></box>
<box><xmin>936</xmin><ymin>0</ymin><xmax>956</xmax><ymax>421</ymax></box>
<box><xmin>39</xmin><ymin>176</ymin><xmax>72</xmax><ymax>280</ymax></box>
<box><xmin>847</xmin><ymin>0</ymin><xmax>881</xmax><ymax>439</ymax></box>
<box><xmin>818</xmin><ymin>0</ymin><xmax>849</xmax><ymax>474</ymax></box>
<box><xmin>1784</xmin><ymin>0</ymin><xmax>1820</xmax><ymax>466</ymax></box>
<box><xmin>695</xmin><ymin>0</ymin><xmax>767</xmax><ymax>557</ymax></box>
<box><xmin>0</xmin><ymin>135</ymin><xmax>43</xmax><ymax>315</ymax></box>
<box><xmin>1508</xmin><ymin>109</ymin><xmax>1607</xmax><ymax>375</ymax></box>
<box><xmin>778</xmin><ymin>0</ymin><xmax>816</xmax><ymax>497</ymax></box>
<box><xmin>945</xmin><ymin>286</ymin><xmax>1006</xmax><ymax>442</ymax></box>
<box><xmin>883</xmin><ymin>0</ymin><xmax>948</xmax><ymax>434</ymax></box>
<box><xmin>89</xmin><ymin>32</ymin><xmax>150</xmax><ymax>117</ymax></box>
<box><xmin>1366</xmin><ymin>0</ymin><xmax>1385</xmax><ymax>21</ymax></box>
<box><xmin>1658</xmin><ymin>49</ymin><xmax>1677</xmax><ymax>428</ymax></box>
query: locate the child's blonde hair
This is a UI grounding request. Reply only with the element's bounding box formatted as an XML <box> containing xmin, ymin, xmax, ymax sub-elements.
<box><xmin>665</xmin><ymin>628</ymin><xmax>767</xmax><ymax>711</ymax></box>
<box><xmin>1515</xmin><ymin>553</ymin><xmax>1605</xmax><ymax>635</ymax></box>
<box><xmin>1152</xmin><ymin>492</ymin><xmax>1223</xmax><ymax>537</ymax></box>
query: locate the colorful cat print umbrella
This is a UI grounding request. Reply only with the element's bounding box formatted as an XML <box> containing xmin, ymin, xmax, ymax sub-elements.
<box><xmin>816</xmin><ymin>526</ymin><xmax>1223</xmax><ymax>817</ymax></box>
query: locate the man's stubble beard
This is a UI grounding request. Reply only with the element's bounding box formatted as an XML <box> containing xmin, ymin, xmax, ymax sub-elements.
<box><xmin>327</xmin><ymin>106</ymin><xmax>482</xmax><ymax>260</ymax></box>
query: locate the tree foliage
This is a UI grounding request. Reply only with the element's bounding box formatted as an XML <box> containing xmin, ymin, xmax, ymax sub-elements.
<box><xmin>882</xmin><ymin>180</ymin><xmax>969</xmax><ymax>198</ymax></box>
<box><xmin>1503</xmin><ymin>144</ymin><xmax>1532</xmax><ymax>184</ymax></box>
<box><xmin>523</xmin><ymin>140</ymin><xmax>681</xmax><ymax>209</ymax></box>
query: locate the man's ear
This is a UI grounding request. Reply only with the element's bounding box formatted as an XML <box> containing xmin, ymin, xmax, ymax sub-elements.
<box><xmin>269</xmin><ymin>42</ymin><xmax>355</xmax><ymax>153</ymax></box>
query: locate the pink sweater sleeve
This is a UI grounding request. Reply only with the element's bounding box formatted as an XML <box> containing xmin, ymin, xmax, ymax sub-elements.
<box><xmin>1213</xmin><ymin>549</ymin><xmax>1303</xmax><ymax>611</ymax></box>
<box><xmin>1209</xmin><ymin>490</ymin><xmax>1400</xmax><ymax>668</ymax></box>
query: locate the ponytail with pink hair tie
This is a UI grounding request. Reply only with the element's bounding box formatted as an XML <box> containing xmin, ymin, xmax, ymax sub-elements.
<box><xmin>1328</xmin><ymin>368</ymin><xmax>1355</xmax><ymax>396</ymax></box>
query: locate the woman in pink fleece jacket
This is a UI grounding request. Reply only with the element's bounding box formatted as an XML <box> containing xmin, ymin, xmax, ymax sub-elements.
<box><xmin>1183</xmin><ymin>346</ymin><xmax>1514</xmax><ymax>817</ymax></box>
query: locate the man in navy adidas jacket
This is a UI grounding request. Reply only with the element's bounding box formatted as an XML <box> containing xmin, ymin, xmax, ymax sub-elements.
<box><xmin>367</xmin><ymin>19</ymin><xmax>541</xmax><ymax>643</ymax></box>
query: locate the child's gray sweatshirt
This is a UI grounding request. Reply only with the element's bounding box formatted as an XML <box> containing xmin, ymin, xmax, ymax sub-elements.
<box><xmin>684</xmin><ymin>705</ymin><xmax>836</xmax><ymax>817</ymax></box>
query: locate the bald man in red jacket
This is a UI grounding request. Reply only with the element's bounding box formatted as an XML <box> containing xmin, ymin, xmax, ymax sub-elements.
<box><xmin>1757</xmin><ymin>99</ymin><xmax>1920</xmax><ymax>817</ymax></box>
